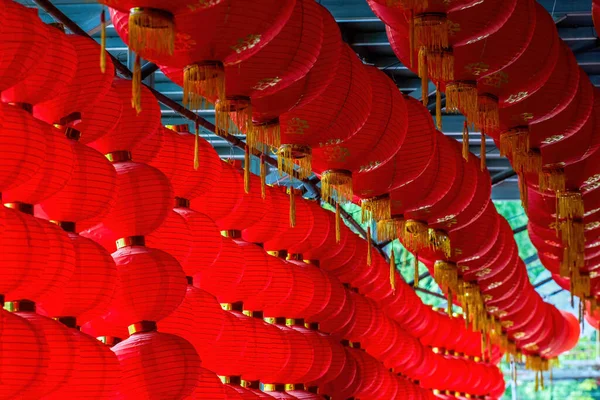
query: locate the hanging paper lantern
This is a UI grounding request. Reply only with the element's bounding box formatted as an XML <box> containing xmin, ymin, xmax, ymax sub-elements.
<box><xmin>262</xmin><ymin>190</ymin><xmax>314</xmax><ymax>251</ymax></box>
<box><xmin>0</xmin><ymin>309</ymin><xmax>50</xmax><ymax>399</ymax></box>
<box><xmin>230</xmin><ymin>240</ymin><xmax>270</xmax><ymax>305</ymax></box>
<box><xmin>106</xmin><ymin>245</ymin><xmax>187</xmax><ymax>326</ymax></box>
<box><xmin>39</xmin><ymin>231</ymin><xmax>117</xmax><ymax>326</ymax></box>
<box><xmin>158</xmin><ymin>283</ymin><xmax>226</xmax><ymax>355</ymax></box>
<box><xmin>146</xmin><ymin>210</ymin><xmax>193</xmax><ymax>266</ymax></box>
<box><xmin>6</xmin><ymin>301</ymin><xmax>77</xmax><ymax>397</ymax></box>
<box><xmin>34</xmin><ymin>35</ymin><xmax>114</xmax><ymax>125</ymax></box>
<box><xmin>266</xmin><ymin>261</ymin><xmax>315</xmax><ymax>319</ymax></box>
<box><xmin>245</xmin><ymin>255</ymin><xmax>294</xmax><ymax>313</ymax></box>
<box><xmin>242</xmin><ymin>185</ymin><xmax>289</xmax><ymax>245</ymax></box>
<box><xmin>39</xmin><ymin>139</ymin><xmax>117</xmax><ymax>225</ymax></box>
<box><xmin>267</xmin><ymin>323</ymin><xmax>314</xmax><ymax>385</ymax></box>
<box><xmin>71</xmin><ymin>83</ymin><xmax>123</xmax><ymax>145</ymax></box>
<box><xmin>5</xmin><ymin>121</ymin><xmax>74</xmax><ymax>209</ymax></box>
<box><xmin>0</xmin><ymin>103</ymin><xmax>47</xmax><ymax>192</ymax></box>
<box><xmin>100</xmin><ymin>158</ymin><xmax>173</xmax><ymax>238</ymax></box>
<box><xmin>112</xmin><ymin>330</ymin><xmax>201</xmax><ymax>399</ymax></box>
<box><xmin>320</xmin><ymin>347</ymin><xmax>360</xmax><ymax>399</ymax></box>
<box><xmin>88</xmin><ymin>78</ymin><xmax>161</xmax><ymax>155</ymax></box>
<box><xmin>278</xmin><ymin>45</ymin><xmax>372</xmax><ymax>179</ymax></box>
<box><xmin>2</xmin><ymin>23</ymin><xmax>76</xmax><ymax>106</ymax></box>
<box><xmin>217</xmin><ymin>173</ymin><xmax>272</xmax><ymax>231</ymax></box>
<box><xmin>186</xmin><ymin>368</ymin><xmax>227</xmax><ymax>400</ymax></box>
<box><xmin>0</xmin><ymin>1</ymin><xmax>48</xmax><ymax>92</ymax></box>
<box><xmin>312</xmin><ymin>66</ymin><xmax>408</xmax><ymax>203</ymax></box>
<box><xmin>191</xmin><ymin>161</ymin><xmax>244</xmax><ymax>222</ymax></box>
<box><xmin>201</xmin><ymin>311</ymin><xmax>250</xmax><ymax>377</ymax></box>
<box><xmin>290</xmin><ymin>324</ymin><xmax>333</xmax><ymax>384</ymax></box>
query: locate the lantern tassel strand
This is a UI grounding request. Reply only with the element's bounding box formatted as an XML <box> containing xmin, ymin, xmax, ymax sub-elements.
<box><xmin>244</xmin><ymin>145</ymin><xmax>250</xmax><ymax>194</ymax></box>
<box><xmin>419</xmin><ymin>48</ymin><xmax>428</xmax><ymax>107</ymax></box>
<box><xmin>462</xmin><ymin>120</ymin><xmax>469</xmax><ymax>161</ymax></box>
<box><xmin>436</xmin><ymin>85</ymin><xmax>442</xmax><ymax>130</ymax></box>
<box><xmin>194</xmin><ymin>122</ymin><xmax>200</xmax><ymax>170</ymax></box>
<box><xmin>367</xmin><ymin>226</ymin><xmax>372</xmax><ymax>266</ymax></box>
<box><xmin>390</xmin><ymin>249</ymin><xmax>397</xmax><ymax>292</ymax></box>
<box><xmin>289</xmin><ymin>187</ymin><xmax>296</xmax><ymax>228</ymax></box>
<box><xmin>414</xmin><ymin>253</ymin><xmax>419</xmax><ymax>287</ymax></box>
<box><xmin>132</xmin><ymin>54</ymin><xmax>142</xmax><ymax>114</ymax></box>
<box><xmin>335</xmin><ymin>203</ymin><xmax>341</xmax><ymax>243</ymax></box>
<box><xmin>260</xmin><ymin>155</ymin><xmax>266</xmax><ymax>200</ymax></box>
<box><xmin>100</xmin><ymin>10</ymin><xmax>107</xmax><ymax>73</ymax></box>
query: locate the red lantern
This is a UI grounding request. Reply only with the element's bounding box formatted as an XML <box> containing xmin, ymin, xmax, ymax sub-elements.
<box><xmin>158</xmin><ymin>283</ymin><xmax>226</xmax><ymax>356</ymax></box>
<box><xmin>71</xmin><ymin>83</ymin><xmax>123</xmax><ymax>145</ymax></box>
<box><xmin>2</xmin><ymin>23</ymin><xmax>77</xmax><ymax>106</ymax></box>
<box><xmin>201</xmin><ymin>311</ymin><xmax>250</xmax><ymax>377</ymax></box>
<box><xmin>185</xmin><ymin>368</ymin><xmax>227</xmax><ymax>400</ymax></box>
<box><xmin>39</xmin><ymin>232</ymin><xmax>117</xmax><ymax>326</ymax></box>
<box><xmin>0</xmin><ymin>1</ymin><xmax>48</xmax><ymax>92</ymax></box>
<box><xmin>112</xmin><ymin>330</ymin><xmax>201</xmax><ymax>400</ymax></box>
<box><xmin>287</xmin><ymin>200</ymin><xmax>330</xmax><ymax>256</ymax></box>
<box><xmin>245</xmin><ymin>255</ymin><xmax>294</xmax><ymax>313</ymax></box>
<box><xmin>0</xmin><ymin>309</ymin><xmax>49</xmax><ymax>399</ymax></box>
<box><xmin>312</xmin><ymin>66</ymin><xmax>408</xmax><ymax>203</ymax></box>
<box><xmin>105</xmin><ymin>245</ymin><xmax>187</xmax><ymax>326</ymax></box>
<box><xmin>191</xmin><ymin>161</ymin><xmax>244</xmax><ymax>222</ymax></box>
<box><xmin>290</xmin><ymin>325</ymin><xmax>333</xmax><ymax>384</ymax></box>
<box><xmin>321</xmin><ymin>347</ymin><xmax>360</xmax><ymax>399</ymax></box>
<box><xmin>267</xmin><ymin>323</ymin><xmax>314</xmax><ymax>385</ymax></box>
<box><xmin>34</xmin><ymin>35</ymin><xmax>114</xmax><ymax>125</ymax></box>
<box><xmin>217</xmin><ymin>173</ymin><xmax>272</xmax><ymax>231</ymax></box>
<box><xmin>39</xmin><ymin>139</ymin><xmax>116</xmax><ymax>225</ymax></box>
<box><xmin>100</xmin><ymin>159</ymin><xmax>173</xmax><ymax>238</ymax></box>
<box><xmin>242</xmin><ymin>185</ymin><xmax>289</xmax><ymax>245</ymax></box>
<box><xmin>146</xmin><ymin>210</ymin><xmax>193</xmax><ymax>266</ymax></box>
<box><xmin>263</xmin><ymin>190</ymin><xmax>314</xmax><ymax>252</ymax></box>
<box><xmin>231</xmin><ymin>240</ymin><xmax>270</xmax><ymax>305</ymax></box>
<box><xmin>0</xmin><ymin>103</ymin><xmax>46</xmax><ymax>192</ymax></box>
<box><xmin>278</xmin><ymin>45</ymin><xmax>372</xmax><ymax>179</ymax></box>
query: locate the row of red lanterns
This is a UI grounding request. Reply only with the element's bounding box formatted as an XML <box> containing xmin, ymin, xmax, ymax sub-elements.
<box><xmin>0</xmin><ymin>1</ymin><xmax>505</xmax><ymax>398</ymax></box>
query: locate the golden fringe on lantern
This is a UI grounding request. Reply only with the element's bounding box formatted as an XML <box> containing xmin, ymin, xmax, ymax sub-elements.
<box><xmin>477</xmin><ymin>94</ymin><xmax>499</xmax><ymax>132</ymax></box>
<box><xmin>244</xmin><ymin>145</ymin><xmax>250</xmax><ymax>194</ymax></box>
<box><xmin>100</xmin><ymin>10</ymin><xmax>107</xmax><ymax>73</ymax></box>
<box><xmin>376</xmin><ymin>218</ymin><xmax>404</xmax><ymax>242</ymax></box>
<box><xmin>184</xmin><ymin>62</ymin><xmax>225</xmax><ymax>111</ymax></box>
<box><xmin>414</xmin><ymin>253</ymin><xmax>420</xmax><ymax>287</ymax></box>
<box><xmin>557</xmin><ymin>191</ymin><xmax>584</xmax><ymax>221</ymax></box>
<box><xmin>429</xmin><ymin>229</ymin><xmax>451</xmax><ymax>258</ymax></box>
<box><xmin>512</xmin><ymin>150</ymin><xmax>542</xmax><ymax>176</ymax></box>
<box><xmin>288</xmin><ymin>187</ymin><xmax>296</xmax><ymax>228</ymax></box>
<box><xmin>132</xmin><ymin>54</ymin><xmax>142</xmax><ymax>113</ymax></box>
<box><xmin>570</xmin><ymin>269</ymin><xmax>590</xmax><ymax>300</ymax></box>
<box><xmin>128</xmin><ymin>8</ymin><xmax>174</xmax><ymax>56</ymax></box>
<box><xmin>216</xmin><ymin>97</ymin><xmax>252</xmax><ymax>136</ymax></box>
<box><xmin>277</xmin><ymin>144</ymin><xmax>312</xmax><ymax>180</ymax></box>
<box><xmin>367</xmin><ymin>226</ymin><xmax>372</xmax><ymax>266</ymax></box>
<box><xmin>321</xmin><ymin>170</ymin><xmax>353</xmax><ymax>204</ymax></box>
<box><xmin>560</xmin><ymin>246</ymin><xmax>584</xmax><ymax>278</ymax></box>
<box><xmin>539</xmin><ymin>167</ymin><xmax>565</xmax><ymax>193</ymax></box>
<box><xmin>390</xmin><ymin>249</ymin><xmax>397</xmax><ymax>292</ymax></box>
<box><xmin>419</xmin><ymin>48</ymin><xmax>429</xmax><ymax>107</ymax></box>
<box><xmin>434</xmin><ymin>260</ymin><xmax>458</xmax><ymax>315</ymax></box>
<box><xmin>361</xmin><ymin>195</ymin><xmax>391</xmax><ymax>223</ymax></box>
<box><xmin>436</xmin><ymin>86</ymin><xmax>442</xmax><ymax>130</ymax></box>
<box><xmin>558</xmin><ymin>219</ymin><xmax>585</xmax><ymax>251</ymax></box>
<box><xmin>518</xmin><ymin>174</ymin><xmax>529</xmax><ymax>213</ymax></box>
<box><xmin>462</xmin><ymin>120</ymin><xmax>469</xmax><ymax>161</ymax></box>
<box><xmin>427</xmin><ymin>50</ymin><xmax>454</xmax><ymax>82</ymax></box>
<box><xmin>249</xmin><ymin>119</ymin><xmax>281</xmax><ymax>150</ymax></box>
<box><xmin>260</xmin><ymin>155</ymin><xmax>267</xmax><ymax>200</ymax></box>
<box><xmin>414</xmin><ymin>13</ymin><xmax>449</xmax><ymax>51</ymax></box>
<box><xmin>193</xmin><ymin>122</ymin><xmax>200</xmax><ymax>170</ymax></box>
<box><xmin>499</xmin><ymin>127</ymin><xmax>529</xmax><ymax>159</ymax></box>
<box><xmin>335</xmin><ymin>203</ymin><xmax>341</xmax><ymax>243</ymax></box>
<box><xmin>461</xmin><ymin>282</ymin><xmax>484</xmax><ymax>332</ymax></box>
<box><xmin>400</xmin><ymin>220</ymin><xmax>430</xmax><ymax>253</ymax></box>
<box><xmin>446</xmin><ymin>81</ymin><xmax>477</xmax><ymax>123</ymax></box>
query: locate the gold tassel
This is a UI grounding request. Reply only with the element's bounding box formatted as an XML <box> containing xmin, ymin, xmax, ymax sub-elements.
<box><xmin>414</xmin><ymin>253</ymin><xmax>419</xmax><ymax>287</ymax></box>
<box><xmin>414</xmin><ymin>13</ymin><xmax>449</xmax><ymax>51</ymax></box>
<box><xmin>335</xmin><ymin>203</ymin><xmax>341</xmax><ymax>243</ymax></box>
<box><xmin>446</xmin><ymin>81</ymin><xmax>478</xmax><ymax>123</ymax></box>
<box><xmin>539</xmin><ymin>167</ymin><xmax>566</xmax><ymax>193</ymax></box>
<box><xmin>215</xmin><ymin>97</ymin><xmax>252</xmax><ymax>136</ymax></box>
<box><xmin>435</xmin><ymin>85</ymin><xmax>442</xmax><ymax>130</ymax></box>
<box><xmin>277</xmin><ymin>144</ymin><xmax>312</xmax><ymax>180</ymax></box>
<box><xmin>480</xmin><ymin>131</ymin><xmax>486</xmax><ymax>171</ymax></box>
<box><xmin>409</xmin><ymin>10</ymin><xmax>415</xmax><ymax>69</ymax></box>
<box><xmin>499</xmin><ymin>128</ymin><xmax>529</xmax><ymax>160</ymax></box>
<box><xmin>429</xmin><ymin>229</ymin><xmax>451</xmax><ymax>258</ymax></box>
<box><xmin>426</xmin><ymin>49</ymin><xmax>454</xmax><ymax>82</ymax></box>
<box><xmin>462</xmin><ymin>120</ymin><xmax>469</xmax><ymax>161</ymax></box>
<box><xmin>289</xmin><ymin>187</ymin><xmax>296</xmax><ymax>228</ymax></box>
<box><xmin>390</xmin><ymin>249</ymin><xmax>397</xmax><ymax>292</ymax></box>
<box><xmin>541</xmin><ymin>370</ymin><xmax>545</xmax><ymax>390</ymax></box>
<box><xmin>128</xmin><ymin>7</ymin><xmax>174</xmax><ymax>56</ymax></box>
<box><xmin>557</xmin><ymin>191</ymin><xmax>584</xmax><ymax>221</ymax></box>
<box><xmin>249</xmin><ymin>119</ymin><xmax>281</xmax><ymax>150</ymax></box>
<box><xmin>477</xmin><ymin>94</ymin><xmax>499</xmax><ymax>132</ymax></box>
<box><xmin>419</xmin><ymin>47</ymin><xmax>429</xmax><ymax>107</ymax></box>
<box><xmin>131</xmin><ymin>54</ymin><xmax>142</xmax><ymax>113</ymax></box>
<box><xmin>401</xmin><ymin>220</ymin><xmax>430</xmax><ymax>253</ymax></box>
<box><xmin>100</xmin><ymin>10</ymin><xmax>107</xmax><ymax>73</ymax></box>
<box><xmin>184</xmin><ymin>62</ymin><xmax>225</xmax><ymax>111</ymax></box>
<box><xmin>321</xmin><ymin>170</ymin><xmax>353</xmax><ymax>204</ymax></box>
<box><xmin>244</xmin><ymin>145</ymin><xmax>250</xmax><ymax>194</ymax></box>
<box><xmin>193</xmin><ymin>122</ymin><xmax>200</xmax><ymax>170</ymax></box>
<box><xmin>361</xmin><ymin>195</ymin><xmax>391</xmax><ymax>223</ymax></box>
<box><xmin>535</xmin><ymin>371</ymin><xmax>539</xmax><ymax>392</ymax></box>
<box><xmin>367</xmin><ymin>226</ymin><xmax>372</xmax><ymax>266</ymax></box>
<box><xmin>260</xmin><ymin>155</ymin><xmax>266</xmax><ymax>200</ymax></box>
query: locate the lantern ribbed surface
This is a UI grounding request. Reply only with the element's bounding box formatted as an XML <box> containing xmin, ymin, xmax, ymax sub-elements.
<box><xmin>112</xmin><ymin>331</ymin><xmax>201</xmax><ymax>400</ymax></box>
<box><xmin>0</xmin><ymin>309</ymin><xmax>49</xmax><ymax>399</ymax></box>
<box><xmin>248</xmin><ymin>255</ymin><xmax>294</xmax><ymax>313</ymax></box>
<box><xmin>218</xmin><ymin>174</ymin><xmax>270</xmax><ymax>230</ymax></box>
<box><xmin>263</xmin><ymin>193</ymin><xmax>313</xmax><ymax>251</ymax></box>
<box><xmin>287</xmin><ymin>201</ymin><xmax>330</xmax><ymax>255</ymax></box>
<box><xmin>40</xmin><ymin>232</ymin><xmax>117</xmax><ymax>325</ymax></box>
<box><xmin>269</xmin><ymin>325</ymin><xmax>314</xmax><ymax>384</ymax></box>
<box><xmin>107</xmin><ymin>245</ymin><xmax>187</xmax><ymax>326</ymax></box>
<box><xmin>101</xmin><ymin>161</ymin><xmax>173</xmax><ymax>238</ymax></box>
<box><xmin>201</xmin><ymin>311</ymin><xmax>249</xmax><ymax>377</ymax></box>
<box><xmin>1</xmin><ymin>208</ymin><xmax>48</xmax><ymax>301</ymax></box>
<box><xmin>242</xmin><ymin>186</ymin><xmax>289</xmax><ymax>244</ymax></box>
<box><xmin>185</xmin><ymin>368</ymin><xmax>227</xmax><ymax>400</ymax></box>
<box><xmin>1</xmin><ymin>23</ymin><xmax>76</xmax><ymax>105</ymax></box>
<box><xmin>0</xmin><ymin>1</ymin><xmax>48</xmax><ymax>92</ymax></box>
<box><xmin>242</xmin><ymin>317</ymin><xmax>291</xmax><ymax>383</ymax></box>
<box><xmin>4</xmin><ymin>122</ymin><xmax>74</xmax><ymax>204</ymax></box>
<box><xmin>75</xmin><ymin>83</ymin><xmax>123</xmax><ymax>145</ymax></box>
<box><xmin>12</xmin><ymin>311</ymin><xmax>77</xmax><ymax>397</ymax></box>
<box><xmin>233</xmin><ymin>240</ymin><xmax>270</xmax><ymax>304</ymax></box>
<box><xmin>196</xmin><ymin>236</ymin><xmax>245</xmax><ymax>303</ymax></box>
<box><xmin>88</xmin><ymin>79</ymin><xmax>160</xmax><ymax>154</ymax></box>
<box><xmin>291</xmin><ymin>326</ymin><xmax>333</xmax><ymax>384</ymax></box>
<box><xmin>34</xmin><ymin>35</ymin><xmax>114</xmax><ymax>124</ymax></box>
<box><xmin>39</xmin><ymin>141</ymin><xmax>116</xmax><ymax>223</ymax></box>
<box><xmin>192</xmin><ymin>162</ymin><xmax>243</xmax><ymax>222</ymax></box>
<box><xmin>158</xmin><ymin>284</ymin><xmax>226</xmax><ymax>355</ymax></box>
<box><xmin>146</xmin><ymin>210</ymin><xmax>193</xmax><ymax>266</ymax></box>
<box><xmin>0</xmin><ymin>103</ymin><xmax>46</xmax><ymax>192</ymax></box>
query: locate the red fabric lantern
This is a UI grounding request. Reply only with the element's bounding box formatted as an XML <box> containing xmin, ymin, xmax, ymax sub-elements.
<box><xmin>308</xmin><ymin>337</ymin><xmax>347</xmax><ymax>386</ymax></box>
<box><xmin>158</xmin><ymin>284</ymin><xmax>226</xmax><ymax>355</ymax></box>
<box><xmin>2</xmin><ymin>23</ymin><xmax>76</xmax><ymax>106</ymax></box>
<box><xmin>312</xmin><ymin>66</ymin><xmax>408</xmax><ymax>202</ymax></box>
<box><xmin>263</xmin><ymin>190</ymin><xmax>314</xmax><ymax>252</ymax></box>
<box><xmin>242</xmin><ymin>185</ymin><xmax>289</xmax><ymax>245</ymax></box>
<box><xmin>185</xmin><ymin>368</ymin><xmax>227</xmax><ymax>400</ymax></box>
<box><xmin>245</xmin><ymin>255</ymin><xmax>294</xmax><ymax>313</ymax></box>
<box><xmin>112</xmin><ymin>330</ymin><xmax>201</xmax><ymax>400</ymax></box>
<box><xmin>88</xmin><ymin>79</ymin><xmax>160</xmax><ymax>155</ymax></box>
<box><xmin>321</xmin><ymin>347</ymin><xmax>360</xmax><ymax>399</ymax></box>
<box><xmin>278</xmin><ymin>45</ymin><xmax>372</xmax><ymax>179</ymax></box>
<box><xmin>201</xmin><ymin>311</ymin><xmax>249</xmax><ymax>377</ymax></box>
<box><xmin>266</xmin><ymin>260</ymin><xmax>315</xmax><ymax>319</ymax></box>
<box><xmin>287</xmin><ymin>200</ymin><xmax>330</xmax><ymax>256</ymax></box>
<box><xmin>231</xmin><ymin>240</ymin><xmax>270</xmax><ymax>305</ymax></box>
<box><xmin>191</xmin><ymin>161</ymin><xmax>243</xmax><ymax>222</ymax></box>
<box><xmin>0</xmin><ymin>207</ymin><xmax>48</xmax><ymax>301</ymax></box>
<box><xmin>106</xmin><ymin>245</ymin><xmax>187</xmax><ymax>326</ymax></box>
<box><xmin>100</xmin><ymin>160</ymin><xmax>173</xmax><ymax>238</ymax></box>
<box><xmin>0</xmin><ymin>1</ymin><xmax>48</xmax><ymax>92</ymax></box>
<box><xmin>0</xmin><ymin>103</ymin><xmax>46</xmax><ymax>192</ymax></box>
<box><xmin>8</xmin><ymin>302</ymin><xmax>77</xmax><ymax>397</ymax></box>
<box><xmin>267</xmin><ymin>324</ymin><xmax>314</xmax><ymax>385</ymax></box>
<box><xmin>146</xmin><ymin>210</ymin><xmax>193</xmax><ymax>266</ymax></box>
<box><xmin>40</xmin><ymin>232</ymin><xmax>117</xmax><ymax>325</ymax></box>
<box><xmin>217</xmin><ymin>173</ymin><xmax>271</xmax><ymax>231</ymax></box>
<box><xmin>0</xmin><ymin>309</ymin><xmax>49</xmax><ymax>399</ymax></box>
<box><xmin>174</xmin><ymin>207</ymin><xmax>223</xmax><ymax>276</ymax></box>
<box><xmin>34</xmin><ymin>35</ymin><xmax>114</xmax><ymax>125</ymax></box>
<box><xmin>72</xmin><ymin>83</ymin><xmax>123</xmax><ymax>145</ymax></box>
<box><xmin>290</xmin><ymin>325</ymin><xmax>333</xmax><ymax>384</ymax></box>
<box><xmin>39</xmin><ymin>140</ymin><xmax>116</xmax><ymax>225</ymax></box>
